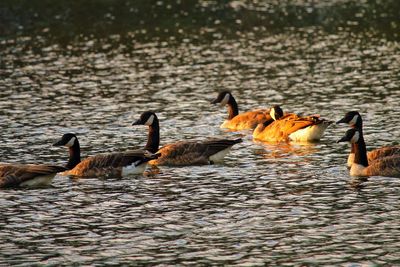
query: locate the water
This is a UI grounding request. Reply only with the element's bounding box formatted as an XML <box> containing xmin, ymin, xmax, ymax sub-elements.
<box><xmin>1</xmin><ymin>0</ymin><xmax>400</xmax><ymax>265</ymax></box>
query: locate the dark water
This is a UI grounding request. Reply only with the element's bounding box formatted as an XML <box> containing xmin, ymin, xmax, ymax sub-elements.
<box><xmin>1</xmin><ymin>0</ymin><xmax>400</xmax><ymax>265</ymax></box>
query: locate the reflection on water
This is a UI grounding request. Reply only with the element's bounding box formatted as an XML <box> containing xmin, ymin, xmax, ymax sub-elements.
<box><xmin>1</xmin><ymin>0</ymin><xmax>400</xmax><ymax>265</ymax></box>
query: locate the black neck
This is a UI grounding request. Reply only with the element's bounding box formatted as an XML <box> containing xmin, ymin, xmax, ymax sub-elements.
<box><xmin>145</xmin><ymin>118</ymin><xmax>160</xmax><ymax>153</ymax></box>
<box><xmin>263</xmin><ymin>118</ymin><xmax>274</xmax><ymax>127</ymax></box>
<box><xmin>353</xmin><ymin>133</ymin><xmax>369</xmax><ymax>167</ymax></box>
<box><xmin>227</xmin><ymin>97</ymin><xmax>239</xmax><ymax>120</ymax></box>
<box><xmin>355</xmin><ymin>117</ymin><xmax>363</xmax><ymax>129</ymax></box>
<box><xmin>66</xmin><ymin>142</ymin><xmax>81</xmax><ymax>169</ymax></box>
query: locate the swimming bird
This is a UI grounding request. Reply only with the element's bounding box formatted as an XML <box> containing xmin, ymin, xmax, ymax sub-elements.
<box><xmin>336</xmin><ymin>111</ymin><xmax>400</xmax><ymax>167</ymax></box>
<box><xmin>0</xmin><ymin>163</ymin><xmax>66</xmax><ymax>188</ymax></box>
<box><xmin>211</xmin><ymin>91</ymin><xmax>272</xmax><ymax>130</ymax></box>
<box><xmin>253</xmin><ymin>105</ymin><xmax>331</xmax><ymax>142</ymax></box>
<box><xmin>337</xmin><ymin>128</ymin><xmax>400</xmax><ymax>177</ymax></box>
<box><xmin>53</xmin><ymin>133</ymin><xmax>159</xmax><ymax>178</ymax></box>
<box><xmin>132</xmin><ymin>111</ymin><xmax>242</xmax><ymax>166</ymax></box>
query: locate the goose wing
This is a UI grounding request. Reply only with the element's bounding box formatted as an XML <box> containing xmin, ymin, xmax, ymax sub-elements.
<box><xmin>75</xmin><ymin>150</ymin><xmax>158</xmax><ymax>172</ymax></box>
<box><xmin>154</xmin><ymin>139</ymin><xmax>242</xmax><ymax>165</ymax></box>
<box><xmin>202</xmin><ymin>138</ymin><xmax>243</xmax><ymax>157</ymax></box>
<box><xmin>367</xmin><ymin>156</ymin><xmax>400</xmax><ymax>177</ymax></box>
<box><xmin>368</xmin><ymin>146</ymin><xmax>400</xmax><ymax>162</ymax></box>
<box><xmin>0</xmin><ymin>164</ymin><xmax>66</xmax><ymax>188</ymax></box>
<box><xmin>256</xmin><ymin>114</ymin><xmax>322</xmax><ymax>142</ymax></box>
<box><xmin>229</xmin><ymin>109</ymin><xmax>272</xmax><ymax>129</ymax></box>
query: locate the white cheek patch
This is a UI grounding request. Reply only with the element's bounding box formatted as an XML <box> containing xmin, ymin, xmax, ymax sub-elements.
<box><xmin>349</xmin><ymin>115</ymin><xmax>359</xmax><ymax>126</ymax></box>
<box><xmin>351</xmin><ymin>131</ymin><xmax>360</xmax><ymax>143</ymax></box>
<box><xmin>145</xmin><ymin>115</ymin><xmax>155</xmax><ymax>126</ymax></box>
<box><xmin>270</xmin><ymin>108</ymin><xmax>276</xmax><ymax>121</ymax></box>
<box><xmin>220</xmin><ymin>94</ymin><xmax>230</xmax><ymax>106</ymax></box>
<box><xmin>65</xmin><ymin>137</ymin><xmax>76</xmax><ymax>147</ymax></box>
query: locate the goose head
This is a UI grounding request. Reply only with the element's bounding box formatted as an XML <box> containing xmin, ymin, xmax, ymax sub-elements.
<box><xmin>336</xmin><ymin>111</ymin><xmax>362</xmax><ymax>128</ymax></box>
<box><xmin>132</xmin><ymin>111</ymin><xmax>158</xmax><ymax>126</ymax></box>
<box><xmin>337</xmin><ymin>128</ymin><xmax>360</xmax><ymax>144</ymax></box>
<box><xmin>211</xmin><ymin>91</ymin><xmax>232</xmax><ymax>106</ymax></box>
<box><xmin>53</xmin><ymin>133</ymin><xmax>78</xmax><ymax>147</ymax></box>
<box><xmin>270</xmin><ymin>105</ymin><xmax>284</xmax><ymax>121</ymax></box>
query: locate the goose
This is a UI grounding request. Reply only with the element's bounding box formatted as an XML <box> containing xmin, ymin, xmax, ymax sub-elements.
<box><xmin>337</xmin><ymin>111</ymin><xmax>400</xmax><ymax>167</ymax></box>
<box><xmin>0</xmin><ymin>163</ymin><xmax>66</xmax><ymax>188</ymax></box>
<box><xmin>53</xmin><ymin>133</ymin><xmax>159</xmax><ymax>178</ymax></box>
<box><xmin>211</xmin><ymin>91</ymin><xmax>272</xmax><ymax>130</ymax></box>
<box><xmin>337</xmin><ymin>128</ymin><xmax>400</xmax><ymax>177</ymax></box>
<box><xmin>131</xmin><ymin>111</ymin><xmax>242</xmax><ymax>166</ymax></box>
<box><xmin>253</xmin><ymin>105</ymin><xmax>331</xmax><ymax>142</ymax></box>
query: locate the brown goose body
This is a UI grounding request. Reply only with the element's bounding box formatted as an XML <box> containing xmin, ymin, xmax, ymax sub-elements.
<box><xmin>211</xmin><ymin>91</ymin><xmax>271</xmax><ymax>130</ymax></box>
<box><xmin>62</xmin><ymin>150</ymin><xmax>157</xmax><ymax>178</ymax></box>
<box><xmin>253</xmin><ymin>112</ymin><xmax>330</xmax><ymax>142</ymax></box>
<box><xmin>221</xmin><ymin>109</ymin><xmax>272</xmax><ymax>130</ymax></box>
<box><xmin>53</xmin><ymin>133</ymin><xmax>158</xmax><ymax>178</ymax></box>
<box><xmin>132</xmin><ymin>111</ymin><xmax>242</xmax><ymax>166</ymax></box>
<box><xmin>359</xmin><ymin>155</ymin><xmax>400</xmax><ymax>177</ymax></box>
<box><xmin>0</xmin><ymin>163</ymin><xmax>66</xmax><ymax>188</ymax></box>
<box><xmin>150</xmin><ymin>139</ymin><xmax>243</xmax><ymax>166</ymax></box>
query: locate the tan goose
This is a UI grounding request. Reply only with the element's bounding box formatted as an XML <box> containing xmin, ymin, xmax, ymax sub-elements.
<box><xmin>337</xmin><ymin>111</ymin><xmax>400</xmax><ymax>167</ymax></box>
<box><xmin>337</xmin><ymin>128</ymin><xmax>400</xmax><ymax>177</ymax></box>
<box><xmin>211</xmin><ymin>91</ymin><xmax>272</xmax><ymax>130</ymax></box>
<box><xmin>0</xmin><ymin>163</ymin><xmax>66</xmax><ymax>188</ymax></box>
<box><xmin>53</xmin><ymin>133</ymin><xmax>158</xmax><ymax>178</ymax></box>
<box><xmin>253</xmin><ymin>105</ymin><xmax>331</xmax><ymax>142</ymax></box>
<box><xmin>132</xmin><ymin>111</ymin><xmax>242</xmax><ymax>166</ymax></box>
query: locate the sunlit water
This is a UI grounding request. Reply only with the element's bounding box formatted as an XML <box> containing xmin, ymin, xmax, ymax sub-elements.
<box><xmin>1</xmin><ymin>1</ymin><xmax>400</xmax><ymax>265</ymax></box>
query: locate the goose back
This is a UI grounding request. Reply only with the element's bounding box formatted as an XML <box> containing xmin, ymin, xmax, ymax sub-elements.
<box><xmin>368</xmin><ymin>146</ymin><xmax>400</xmax><ymax>161</ymax></box>
<box><xmin>221</xmin><ymin>109</ymin><xmax>272</xmax><ymax>130</ymax></box>
<box><xmin>150</xmin><ymin>138</ymin><xmax>242</xmax><ymax>166</ymax></box>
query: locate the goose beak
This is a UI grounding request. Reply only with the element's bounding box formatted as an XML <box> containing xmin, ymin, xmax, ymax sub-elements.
<box><xmin>337</xmin><ymin>135</ymin><xmax>349</xmax><ymax>143</ymax></box>
<box><xmin>132</xmin><ymin>119</ymin><xmax>142</xmax><ymax>126</ymax></box>
<box><xmin>336</xmin><ymin>117</ymin><xmax>347</xmax><ymax>124</ymax></box>
<box><xmin>210</xmin><ymin>98</ymin><xmax>219</xmax><ymax>104</ymax></box>
<box><xmin>53</xmin><ymin>139</ymin><xmax>64</xmax><ymax>146</ymax></box>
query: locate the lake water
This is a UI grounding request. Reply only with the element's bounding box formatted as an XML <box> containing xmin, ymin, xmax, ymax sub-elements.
<box><xmin>1</xmin><ymin>0</ymin><xmax>400</xmax><ymax>265</ymax></box>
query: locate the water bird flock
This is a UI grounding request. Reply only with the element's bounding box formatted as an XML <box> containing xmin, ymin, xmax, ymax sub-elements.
<box><xmin>1</xmin><ymin>91</ymin><xmax>399</xmax><ymax>188</ymax></box>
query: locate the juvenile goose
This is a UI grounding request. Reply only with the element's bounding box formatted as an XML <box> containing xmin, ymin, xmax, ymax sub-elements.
<box><xmin>53</xmin><ymin>133</ymin><xmax>158</xmax><ymax>178</ymax></box>
<box><xmin>211</xmin><ymin>91</ymin><xmax>272</xmax><ymax>130</ymax></box>
<box><xmin>337</xmin><ymin>111</ymin><xmax>400</xmax><ymax>167</ymax></box>
<box><xmin>0</xmin><ymin>163</ymin><xmax>66</xmax><ymax>188</ymax></box>
<box><xmin>132</xmin><ymin>111</ymin><xmax>242</xmax><ymax>166</ymax></box>
<box><xmin>337</xmin><ymin>128</ymin><xmax>400</xmax><ymax>177</ymax></box>
<box><xmin>253</xmin><ymin>105</ymin><xmax>331</xmax><ymax>142</ymax></box>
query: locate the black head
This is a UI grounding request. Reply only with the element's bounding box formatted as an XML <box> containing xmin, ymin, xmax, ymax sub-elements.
<box><xmin>132</xmin><ymin>111</ymin><xmax>158</xmax><ymax>126</ymax></box>
<box><xmin>336</xmin><ymin>111</ymin><xmax>362</xmax><ymax>128</ymax></box>
<box><xmin>337</xmin><ymin>128</ymin><xmax>360</xmax><ymax>143</ymax></box>
<box><xmin>270</xmin><ymin>105</ymin><xmax>284</xmax><ymax>121</ymax></box>
<box><xmin>211</xmin><ymin>91</ymin><xmax>232</xmax><ymax>105</ymax></box>
<box><xmin>53</xmin><ymin>133</ymin><xmax>78</xmax><ymax>147</ymax></box>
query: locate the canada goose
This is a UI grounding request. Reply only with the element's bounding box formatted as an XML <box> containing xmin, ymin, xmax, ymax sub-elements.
<box><xmin>0</xmin><ymin>163</ymin><xmax>66</xmax><ymax>188</ymax></box>
<box><xmin>336</xmin><ymin>111</ymin><xmax>400</xmax><ymax>167</ymax></box>
<box><xmin>53</xmin><ymin>133</ymin><xmax>159</xmax><ymax>178</ymax></box>
<box><xmin>132</xmin><ymin>111</ymin><xmax>242</xmax><ymax>166</ymax></box>
<box><xmin>211</xmin><ymin>91</ymin><xmax>272</xmax><ymax>130</ymax></box>
<box><xmin>253</xmin><ymin>105</ymin><xmax>331</xmax><ymax>142</ymax></box>
<box><xmin>337</xmin><ymin>128</ymin><xmax>400</xmax><ymax>177</ymax></box>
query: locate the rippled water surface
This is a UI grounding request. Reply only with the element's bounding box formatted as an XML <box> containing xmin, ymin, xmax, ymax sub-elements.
<box><xmin>1</xmin><ymin>0</ymin><xmax>400</xmax><ymax>265</ymax></box>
